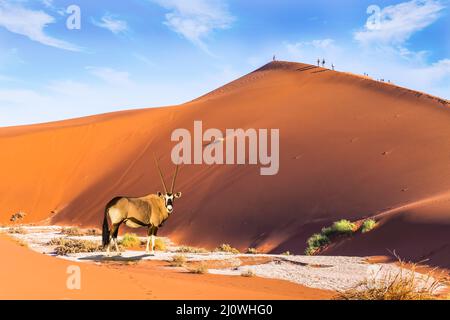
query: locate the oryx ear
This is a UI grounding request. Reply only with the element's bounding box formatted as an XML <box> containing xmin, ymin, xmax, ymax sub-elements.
<box><xmin>175</xmin><ymin>192</ymin><xmax>182</xmax><ymax>199</ymax></box>
<box><xmin>157</xmin><ymin>192</ymin><xmax>164</xmax><ymax>198</ymax></box>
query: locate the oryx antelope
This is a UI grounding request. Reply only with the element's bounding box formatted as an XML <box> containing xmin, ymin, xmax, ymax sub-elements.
<box><xmin>102</xmin><ymin>157</ymin><xmax>181</xmax><ymax>255</ymax></box>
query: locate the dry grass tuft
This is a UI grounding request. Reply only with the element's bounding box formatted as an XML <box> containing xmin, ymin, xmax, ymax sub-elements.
<box><xmin>245</xmin><ymin>247</ymin><xmax>260</xmax><ymax>254</ymax></box>
<box><xmin>154</xmin><ymin>238</ymin><xmax>167</xmax><ymax>251</ymax></box>
<box><xmin>49</xmin><ymin>238</ymin><xmax>103</xmax><ymax>255</ymax></box>
<box><xmin>14</xmin><ymin>238</ymin><xmax>28</xmax><ymax>248</ymax></box>
<box><xmin>336</xmin><ymin>260</ymin><xmax>442</xmax><ymax>300</ymax></box>
<box><xmin>120</xmin><ymin>233</ymin><xmax>141</xmax><ymax>248</ymax></box>
<box><xmin>176</xmin><ymin>246</ymin><xmax>208</xmax><ymax>254</ymax></box>
<box><xmin>139</xmin><ymin>237</ymin><xmax>167</xmax><ymax>251</ymax></box>
<box><xmin>241</xmin><ymin>269</ymin><xmax>256</xmax><ymax>277</ymax></box>
<box><xmin>215</xmin><ymin>244</ymin><xmax>240</xmax><ymax>254</ymax></box>
<box><xmin>189</xmin><ymin>262</ymin><xmax>208</xmax><ymax>274</ymax></box>
<box><xmin>60</xmin><ymin>227</ymin><xmax>84</xmax><ymax>236</ymax></box>
<box><xmin>10</xmin><ymin>211</ymin><xmax>26</xmax><ymax>223</ymax></box>
<box><xmin>8</xmin><ymin>227</ymin><xmax>27</xmax><ymax>234</ymax></box>
<box><xmin>170</xmin><ymin>254</ymin><xmax>187</xmax><ymax>267</ymax></box>
<box><xmin>86</xmin><ymin>228</ymin><xmax>101</xmax><ymax>236</ymax></box>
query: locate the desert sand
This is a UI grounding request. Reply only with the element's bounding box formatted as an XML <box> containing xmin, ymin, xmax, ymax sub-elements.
<box><xmin>0</xmin><ymin>234</ymin><xmax>333</xmax><ymax>300</ymax></box>
<box><xmin>0</xmin><ymin>60</ymin><xmax>449</xmax><ymax>271</ymax></box>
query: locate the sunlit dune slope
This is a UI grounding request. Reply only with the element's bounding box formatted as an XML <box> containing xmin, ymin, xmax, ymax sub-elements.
<box><xmin>0</xmin><ymin>61</ymin><xmax>449</xmax><ymax>267</ymax></box>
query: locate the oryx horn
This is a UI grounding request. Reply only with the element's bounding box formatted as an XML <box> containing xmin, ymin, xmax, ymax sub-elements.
<box><xmin>153</xmin><ymin>154</ymin><xmax>168</xmax><ymax>193</ymax></box>
<box><xmin>170</xmin><ymin>164</ymin><xmax>179</xmax><ymax>193</ymax></box>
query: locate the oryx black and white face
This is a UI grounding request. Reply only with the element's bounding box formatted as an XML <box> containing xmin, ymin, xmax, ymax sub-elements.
<box><xmin>154</xmin><ymin>155</ymin><xmax>181</xmax><ymax>214</ymax></box>
<box><xmin>157</xmin><ymin>192</ymin><xmax>182</xmax><ymax>214</ymax></box>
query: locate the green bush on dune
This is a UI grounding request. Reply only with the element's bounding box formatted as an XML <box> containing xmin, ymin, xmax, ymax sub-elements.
<box><xmin>305</xmin><ymin>219</ymin><xmax>357</xmax><ymax>255</ymax></box>
<box><xmin>361</xmin><ymin>219</ymin><xmax>377</xmax><ymax>233</ymax></box>
<box><xmin>305</xmin><ymin>233</ymin><xmax>330</xmax><ymax>255</ymax></box>
<box><xmin>320</xmin><ymin>219</ymin><xmax>356</xmax><ymax>237</ymax></box>
<box><xmin>331</xmin><ymin>220</ymin><xmax>356</xmax><ymax>235</ymax></box>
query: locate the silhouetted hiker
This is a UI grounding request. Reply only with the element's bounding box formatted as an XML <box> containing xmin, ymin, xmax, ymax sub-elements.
<box><xmin>322</xmin><ymin>59</ymin><xmax>326</xmax><ymax>67</ymax></box>
<box><xmin>332</xmin><ymin>64</ymin><xmax>335</xmax><ymax>71</ymax></box>
<box><xmin>273</xmin><ymin>55</ymin><xmax>276</xmax><ymax>61</ymax></box>
<box><xmin>317</xmin><ymin>59</ymin><xmax>320</xmax><ymax>67</ymax></box>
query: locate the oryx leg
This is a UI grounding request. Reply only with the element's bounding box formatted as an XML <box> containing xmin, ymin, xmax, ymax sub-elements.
<box><xmin>151</xmin><ymin>227</ymin><xmax>158</xmax><ymax>255</ymax></box>
<box><xmin>151</xmin><ymin>234</ymin><xmax>155</xmax><ymax>255</ymax></box>
<box><xmin>146</xmin><ymin>227</ymin><xmax>151</xmax><ymax>254</ymax></box>
<box><xmin>110</xmin><ymin>223</ymin><xmax>122</xmax><ymax>256</ymax></box>
<box><xmin>114</xmin><ymin>238</ymin><xmax>120</xmax><ymax>254</ymax></box>
<box><xmin>146</xmin><ymin>226</ymin><xmax>156</xmax><ymax>255</ymax></box>
<box><xmin>146</xmin><ymin>226</ymin><xmax>157</xmax><ymax>255</ymax></box>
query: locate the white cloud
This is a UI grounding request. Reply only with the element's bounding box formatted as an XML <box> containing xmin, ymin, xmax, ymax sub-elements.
<box><xmin>407</xmin><ymin>59</ymin><xmax>450</xmax><ymax>88</ymax></box>
<box><xmin>152</xmin><ymin>0</ymin><xmax>234</xmax><ymax>52</ymax></box>
<box><xmin>286</xmin><ymin>38</ymin><xmax>336</xmax><ymax>53</ymax></box>
<box><xmin>310</xmin><ymin>39</ymin><xmax>335</xmax><ymax>49</ymax></box>
<box><xmin>285</xmin><ymin>38</ymin><xmax>341</xmax><ymax>64</ymax></box>
<box><xmin>85</xmin><ymin>67</ymin><xmax>133</xmax><ymax>87</ymax></box>
<box><xmin>41</xmin><ymin>0</ymin><xmax>53</xmax><ymax>8</ymax></box>
<box><xmin>0</xmin><ymin>76</ymin><xmax>206</xmax><ymax>127</ymax></box>
<box><xmin>92</xmin><ymin>13</ymin><xmax>129</xmax><ymax>34</ymax></box>
<box><xmin>355</xmin><ymin>0</ymin><xmax>445</xmax><ymax>46</ymax></box>
<box><xmin>278</xmin><ymin>35</ymin><xmax>450</xmax><ymax>99</ymax></box>
<box><xmin>0</xmin><ymin>0</ymin><xmax>81</xmax><ymax>51</ymax></box>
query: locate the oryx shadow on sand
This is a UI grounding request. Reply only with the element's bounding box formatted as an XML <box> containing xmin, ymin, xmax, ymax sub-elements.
<box><xmin>78</xmin><ymin>253</ymin><xmax>154</xmax><ymax>262</ymax></box>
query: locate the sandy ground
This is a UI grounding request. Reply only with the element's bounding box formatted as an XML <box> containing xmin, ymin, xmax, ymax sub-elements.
<box><xmin>1</xmin><ymin>226</ymin><xmax>446</xmax><ymax>299</ymax></box>
<box><xmin>0</xmin><ymin>61</ymin><xmax>448</xmax><ymax>269</ymax></box>
<box><xmin>0</xmin><ymin>230</ymin><xmax>332</xmax><ymax>300</ymax></box>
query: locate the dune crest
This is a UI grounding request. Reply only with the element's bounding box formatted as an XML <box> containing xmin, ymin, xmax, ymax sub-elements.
<box><xmin>1</xmin><ymin>61</ymin><xmax>449</xmax><ymax>268</ymax></box>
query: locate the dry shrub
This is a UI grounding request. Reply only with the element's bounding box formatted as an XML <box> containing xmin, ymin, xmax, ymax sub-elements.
<box><xmin>60</xmin><ymin>227</ymin><xmax>84</xmax><ymax>236</ymax></box>
<box><xmin>336</xmin><ymin>261</ymin><xmax>442</xmax><ymax>300</ymax></box>
<box><xmin>120</xmin><ymin>233</ymin><xmax>141</xmax><ymax>248</ymax></box>
<box><xmin>189</xmin><ymin>262</ymin><xmax>208</xmax><ymax>274</ymax></box>
<box><xmin>154</xmin><ymin>238</ymin><xmax>167</xmax><ymax>251</ymax></box>
<box><xmin>246</xmin><ymin>248</ymin><xmax>260</xmax><ymax>254</ymax></box>
<box><xmin>215</xmin><ymin>244</ymin><xmax>240</xmax><ymax>254</ymax></box>
<box><xmin>51</xmin><ymin>238</ymin><xmax>103</xmax><ymax>255</ymax></box>
<box><xmin>86</xmin><ymin>228</ymin><xmax>100</xmax><ymax>236</ymax></box>
<box><xmin>170</xmin><ymin>254</ymin><xmax>187</xmax><ymax>267</ymax></box>
<box><xmin>176</xmin><ymin>246</ymin><xmax>208</xmax><ymax>254</ymax></box>
<box><xmin>8</xmin><ymin>227</ymin><xmax>27</xmax><ymax>234</ymax></box>
<box><xmin>139</xmin><ymin>237</ymin><xmax>167</xmax><ymax>251</ymax></box>
<box><xmin>10</xmin><ymin>211</ymin><xmax>26</xmax><ymax>223</ymax></box>
<box><xmin>241</xmin><ymin>269</ymin><xmax>256</xmax><ymax>277</ymax></box>
<box><xmin>15</xmin><ymin>238</ymin><xmax>28</xmax><ymax>248</ymax></box>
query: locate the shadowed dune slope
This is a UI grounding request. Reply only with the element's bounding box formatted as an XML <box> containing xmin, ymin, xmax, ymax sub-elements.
<box><xmin>0</xmin><ymin>61</ymin><xmax>449</xmax><ymax>267</ymax></box>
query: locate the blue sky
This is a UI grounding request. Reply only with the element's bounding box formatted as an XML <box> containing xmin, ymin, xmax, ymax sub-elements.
<box><xmin>0</xmin><ymin>0</ymin><xmax>449</xmax><ymax>126</ymax></box>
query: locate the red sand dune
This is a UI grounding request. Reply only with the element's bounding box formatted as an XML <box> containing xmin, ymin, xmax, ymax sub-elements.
<box><xmin>0</xmin><ymin>236</ymin><xmax>330</xmax><ymax>300</ymax></box>
<box><xmin>0</xmin><ymin>61</ymin><xmax>449</xmax><ymax>267</ymax></box>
